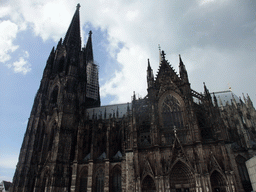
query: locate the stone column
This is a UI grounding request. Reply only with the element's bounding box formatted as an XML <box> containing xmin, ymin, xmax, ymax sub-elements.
<box><xmin>121</xmin><ymin>158</ymin><xmax>126</xmax><ymax>192</ymax></box>
<box><xmin>202</xmin><ymin>173</ymin><xmax>211</xmax><ymax>192</ymax></box>
<box><xmin>226</xmin><ymin>171</ymin><xmax>236</xmax><ymax>192</ymax></box>
<box><xmin>104</xmin><ymin>160</ymin><xmax>110</xmax><ymax>192</ymax></box>
<box><xmin>126</xmin><ymin>151</ymin><xmax>135</xmax><ymax>192</ymax></box>
<box><xmin>158</xmin><ymin>175</ymin><xmax>164</xmax><ymax>192</ymax></box>
<box><xmin>87</xmin><ymin>161</ymin><xmax>94</xmax><ymax>192</ymax></box>
<box><xmin>164</xmin><ymin>175</ymin><xmax>170</xmax><ymax>192</ymax></box>
<box><xmin>70</xmin><ymin>163</ymin><xmax>78</xmax><ymax>192</ymax></box>
<box><xmin>137</xmin><ymin>177</ymin><xmax>141</xmax><ymax>192</ymax></box>
<box><xmin>195</xmin><ymin>173</ymin><xmax>203</xmax><ymax>192</ymax></box>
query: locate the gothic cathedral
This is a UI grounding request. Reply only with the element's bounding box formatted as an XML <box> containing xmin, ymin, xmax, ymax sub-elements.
<box><xmin>11</xmin><ymin>4</ymin><xmax>256</xmax><ymax>192</ymax></box>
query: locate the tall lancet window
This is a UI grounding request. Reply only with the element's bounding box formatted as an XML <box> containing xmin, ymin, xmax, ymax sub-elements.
<box><xmin>162</xmin><ymin>94</ymin><xmax>184</xmax><ymax>129</ymax></box>
<box><xmin>79</xmin><ymin>169</ymin><xmax>88</xmax><ymax>192</ymax></box>
<box><xmin>160</xmin><ymin>94</ymin><xmax>185</xmax><ymax>143</ymax></box>
<box><xmin>95</xmin><ymin>168</ymin><xmax>104</xmax><ymax>192</ymax></box>
<box><xmin>111</xmin><ymin>167</ymin><xmax>122</xmax><ymax>192</ymax></box>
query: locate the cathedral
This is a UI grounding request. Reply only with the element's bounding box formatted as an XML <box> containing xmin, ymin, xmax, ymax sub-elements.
<box><xmin>11</xmin><ymin>4</ymin><xmax>256</xmax><ymax>192</ymax></box>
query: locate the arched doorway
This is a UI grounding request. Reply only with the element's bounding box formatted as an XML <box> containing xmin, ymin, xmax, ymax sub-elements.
<box><xmin>169</xmin><ymin>161</ymin><xmax>195</xmax><ymax>191</ymax></box>
<box><xmin>210</xmin><ymin>170</ymin><xmax>226</xmax><ymax>192</ymax></box>
<box><xmin>141</xmin><ymin>175</ymin><xmax>156</xmax><ymax>192</ymax></box>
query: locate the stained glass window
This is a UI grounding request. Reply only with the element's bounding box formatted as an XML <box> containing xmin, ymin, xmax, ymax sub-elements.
<box><xmin>161</xmin><ymin>95</ymin><xmax>186</xmax><ymax>144</ymax></box>
<box><xmin>161</xmin><ymin>95</ymin><xmax>184</xmax><ymax>130</ymax></box>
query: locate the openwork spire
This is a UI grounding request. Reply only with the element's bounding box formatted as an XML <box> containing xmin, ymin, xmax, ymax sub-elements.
<box><xmin>84</xmin><ymin>30</ymin><xmax>94</xmax><ymax>62</ymax></box>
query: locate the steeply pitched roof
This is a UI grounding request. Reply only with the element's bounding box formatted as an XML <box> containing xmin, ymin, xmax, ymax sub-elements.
<box><xmin>3</xmin><ymin>180</ymin><xmax>12</xmax><ymax>190</ymax></box>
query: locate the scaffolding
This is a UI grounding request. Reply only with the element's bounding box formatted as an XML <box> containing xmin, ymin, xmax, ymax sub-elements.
<box><xmin>86</xmin><ymin>62</ymin><xmax>99</xmax><ymax>100</ymax></box>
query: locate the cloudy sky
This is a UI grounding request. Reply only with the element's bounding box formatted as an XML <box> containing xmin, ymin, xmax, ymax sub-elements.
<box><xmin>1</xmin><ymin>0</ymin><xmax>256</xmax><ymax>181</ymax></box>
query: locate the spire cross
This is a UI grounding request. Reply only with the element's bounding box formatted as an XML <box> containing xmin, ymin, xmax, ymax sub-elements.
<box><xmin>89</xmin><ymin>30</ymin><xmax>92</xmax><ymax>36</ymax></box>
<box><xmin>76</xmin><ymin>3</ymin><xmax>81</xmax><ymax>9</ymax></box>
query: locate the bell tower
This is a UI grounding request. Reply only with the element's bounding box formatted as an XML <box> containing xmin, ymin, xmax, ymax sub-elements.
<box><xmin>11</xmin><ymin>4</ymin><xmax>100</xmax><ymax>192</ymax></box>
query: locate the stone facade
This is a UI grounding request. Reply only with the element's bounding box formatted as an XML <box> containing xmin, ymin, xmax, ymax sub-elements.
<box><xmin>246</xmin><ymin>156</ymin><xmax>256</xmax><ymax>191</ymax></box>
<box><xmin>11</xmin><ymin>4</ymin><xmax>256</xmax><ymax>192</ymax></box>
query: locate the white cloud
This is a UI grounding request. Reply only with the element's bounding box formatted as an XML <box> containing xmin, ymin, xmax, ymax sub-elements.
<box><xmin>12</xmin><ymin>57</ymin><xmax>31</xmax><ymax>75</ymax></box>
<box><xmin>7</xmin><ymin>51</ymin><xmax>31</xmax><ymax>75</ymax></box>
<box><xmin>0</xmin><ymin>20</ymin><xmax>19</xmax><ymax>63</ymax></box>
<box><xmin>1</xmin><ymin>0</ymin><xmax>256</xmax><ymax>103</ymax></box>
<box><xmin>90</xmin><ymin>1</ymin><xmax>256</xmax><ymax>104</ymax></box>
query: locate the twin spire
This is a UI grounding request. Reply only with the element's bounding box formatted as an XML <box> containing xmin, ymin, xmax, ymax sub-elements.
<box><xmin>63</xmin><ymin>3</ymin><xmax>81</xmax><ymax>50</ymax></box>
<box><xmin>147</xmin><ymin>46</ymin><xmax>188</xmax><ymax>86</ymax></box>
<box><xmin>62</xmin><ymin>3</ymin><xmax>93</xmax><ymax>63</ymax></box>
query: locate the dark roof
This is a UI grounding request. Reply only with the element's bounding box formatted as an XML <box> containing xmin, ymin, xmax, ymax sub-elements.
<box><xmin>192</xmin><ymin>90</ymin><xmax>240</xmax><ymax>107</ymax></box>
<box><xmin>213</xmin><ymin>90</ymin><xmax>240</xmax><ymax>106</ymax></box>
<box><xmin>86</xmin><ymin>103</ymin><xmax>131</xmax><ymax>120</ymax></box>
<box><xmin>3</xmin><ymin>180</ymin><xmax>12</xmax><ymax>190</ymax></box>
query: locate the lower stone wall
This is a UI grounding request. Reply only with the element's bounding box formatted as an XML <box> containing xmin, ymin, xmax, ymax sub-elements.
<box><xmin>246</xmin><ymin>156</ymin><xmax>256</xmax><ymax>191</ymax></box>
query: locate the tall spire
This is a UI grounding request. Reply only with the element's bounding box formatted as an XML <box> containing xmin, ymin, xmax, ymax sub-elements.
<box><xmin>147</xmin><ymin>59</ymin><xmax>154</xmax><ymax>89</ymax></box>
<box><xmin>179</xmin><ymin>54</ymin><xmax>188</xmax><ymax>82</ymax></box>
<box><xmin>63</xmin><ymin>4</ymin><xmax>81</xmax><ymax>50</ymax></box>
<box><xmin>84</xmin><ymin>30</ymin><xmax>94</xmax><ymax>62</ymax></box>
<box><xmin>203</xmin><ymin>82</ymin><xmax>212</xmax><ymax>101</ymax></box>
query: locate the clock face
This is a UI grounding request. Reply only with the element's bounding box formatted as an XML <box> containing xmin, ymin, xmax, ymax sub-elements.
<box><xmin>161</xmin><ymin>94</ymin><xmax>184</xmax><ymax>130</ymax></box>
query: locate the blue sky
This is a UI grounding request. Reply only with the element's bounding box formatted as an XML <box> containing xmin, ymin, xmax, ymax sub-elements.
<box><xmin>1</xmin><ymin>0</ymin><xmax>256</xmax><ymax>181</ymax></box>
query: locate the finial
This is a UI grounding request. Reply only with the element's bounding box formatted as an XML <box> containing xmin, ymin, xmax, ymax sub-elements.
<box><xmin>158</xmin><ymin>44</ymin><xmax>161</xmax><ymax>51</ymax></box>
<box><xmin>76</xmin><ymin>3</ymin><xmax>81</xmax><ymax>10</ymax></box>
<box><xmin>179</xmin><ymin>54</ymin><xmax>183</xmax><ymax>64</ymax></box>
<box><xmin>213</xmin><ymin>93</ymin><xmax>218</xmax><ymax>107</ymax></box>
<box><xmin>89</xmin><ymin>30</ymin><xmax>92</xmax><ymax>36</ymax></box>
<box><xmin>218</xmin><ymin>96</ymin><xmax>223</xmax><ymax>109</ymax></box>
<box><xmin>242</xmin><ymin>93</ymin><xmax>246</xmax><ymax>103</ymax></box>
<box><xmin>173</xmin><ymin>126</ymin><xmax>177</xmax><ymax>136</ymax></box>
<box><xmin>161</xmin><ymin>50</ymin><xmax>166</xmax><ymax>60</ymax></box>
<box><xmin>133</xmin><ymin>91</ymin><xmax>136</xmax><ymax>100</ymax></box>
<box><xmin>228</xmin><ymin>82</ymin><xmax>232</xmax><ymax>91</ymax></box>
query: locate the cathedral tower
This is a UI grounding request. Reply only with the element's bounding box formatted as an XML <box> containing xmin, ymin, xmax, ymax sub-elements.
<box><xmin>11</xmin><ymin>4</ymin><xmax>100</xmax><ymax>192</ymax></box>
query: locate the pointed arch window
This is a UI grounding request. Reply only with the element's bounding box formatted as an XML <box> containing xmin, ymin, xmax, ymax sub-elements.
<box><xmin>160</xmin><ymin>94</ymin><xmax>186</xmax><ymax>144</ymax></box>
<box><xmin>161</xmin><ymin>94</ymin><xmax>184</xmax><ymax>129</ymax></box>
<box><xmin>111</xmin><ymin>167</ymin><xmax>122</xmax><ymax>192</ymax></box>
<box><xmin>79</xmin><ymin>168</ymin><xmax>88</xmax><ymax>192</ymax></box>
<box><xmin>50</xmin><ymin>86</ymin><xmax>59</xmax><ymax>104</ymax></box>
<box><xmin>96</xmin><ymin>168</ymin><xmax>104</xmax><ymax>192</ymax></box>
<box><xmin>58</xmin><ymin>56</ymin><xmax>65</xmax><ymax>73</ymax></box>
